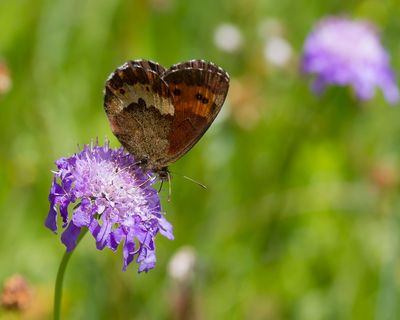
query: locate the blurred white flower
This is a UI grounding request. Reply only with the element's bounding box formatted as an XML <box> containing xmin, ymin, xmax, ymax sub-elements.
<box><xmin>213</xmin><ymin>23</ymin><xmax>243</xmax><ymax>53</ymax></box>
<box><xmin>168</xmin><ymin>246</ymin><xmax>197</xmax><ymax>282</ymax></box>
<box><xmin>263</xmin><ymin>36</ymin><xmax>293</xmax><ymax>67</ymax></box>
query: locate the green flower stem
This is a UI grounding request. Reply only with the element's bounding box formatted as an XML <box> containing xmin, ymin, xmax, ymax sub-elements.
<box><xmin>53</xmin><ymin>228</ymin><xmax>88</xmax><ymax>320</ymax></box>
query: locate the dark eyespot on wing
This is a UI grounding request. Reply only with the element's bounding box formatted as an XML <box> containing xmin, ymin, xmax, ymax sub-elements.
<box><xmin>138</xmin><ymin>97</ymin><xmax>146</xmax><ymax>108</ymax></box>
<box><xmin>194</xmin><ymin>93</ymin><xmax>208</xmax><ymax>104</ymax></box>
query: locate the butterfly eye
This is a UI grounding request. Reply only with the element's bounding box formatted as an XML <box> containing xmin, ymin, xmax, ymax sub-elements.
<box><xmin>173</xmin><ymin>88</ymin><xmax>181</xmax><ymax>96</ymax></box>
<box><xmin>119</xmin><ymin>88</ymin><xmax>125</xmax><ymax>94</ymax></box>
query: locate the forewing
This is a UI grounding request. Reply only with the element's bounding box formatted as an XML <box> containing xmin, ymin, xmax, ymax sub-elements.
<box><xmin>104</xmin><ymin>60</ymin><xmax>174</xmax><ymax>164</ymax></box>
<box><xmin>161</xmin><ymin>60</ymin><xmax>230</xmax><ymax>165</ymax></box>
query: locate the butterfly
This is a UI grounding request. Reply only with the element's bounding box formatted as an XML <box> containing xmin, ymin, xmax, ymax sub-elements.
<box><xmin>103</xmin><ymin>59</ymin><xmax>230</xmax><ymax>180</ymax></box>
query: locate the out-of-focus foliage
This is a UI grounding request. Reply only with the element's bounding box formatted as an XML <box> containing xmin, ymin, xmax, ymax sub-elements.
<box><xmin>1</xmin><ymin>0</ymin><xmax>400</xmax><ymax>319</ymax></box>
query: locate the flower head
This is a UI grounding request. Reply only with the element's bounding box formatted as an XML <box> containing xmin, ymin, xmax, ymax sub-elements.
<box><xmin>301</xmin><ymin>17</ymin><xmax>399</xmax><ymax>104</ymax></box>
<box><xmin>45</xmin><ymin>140</ymin><xmax>173</xmax><ymax>272</ymax></box>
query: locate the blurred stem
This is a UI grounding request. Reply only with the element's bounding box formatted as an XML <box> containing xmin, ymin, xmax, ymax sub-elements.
<box><xmin>263</xmin><ymin>88</ymin><xmax>358</xmax><ymax>252</ymax></box>
<box><xmin>276</xmin><ymin>103</ymin><xmax>317</xmax><ymax>187</ymax></box>
<box><xmin>260</xmin><ymin>111</ymin><xmax>314</xmax><ymax>258</ymax></box>
<box><xmin>53</xmin><ymin>228</ymin><xmax>88</xmax><ymax>320</ymax></box>
<box><xmin>374</xmin><ymin>194</ymin><xmax>399</xmax><ymax>320</ymax></box>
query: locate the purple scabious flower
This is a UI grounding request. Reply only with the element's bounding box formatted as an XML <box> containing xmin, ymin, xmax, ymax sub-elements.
<box><xmin>302</xmin><ymin>17</ymin><xmax>399</xmax><ymax>104</ymax></box>
<box><xmin>45</xmin><ymin>140</ymin><xmax>174</xmax><ymax>272</ymax></box>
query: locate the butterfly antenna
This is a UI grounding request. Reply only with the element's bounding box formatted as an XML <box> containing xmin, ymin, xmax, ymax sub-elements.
<box><xmin>183</xmin><ymin>175</ymin><xmax>207</xmax><ymax>189</ymax></box>
<box><xmin>169</xmin><ymin>170</ymin><xmax>207</xmax><ymax>189</ymax></box>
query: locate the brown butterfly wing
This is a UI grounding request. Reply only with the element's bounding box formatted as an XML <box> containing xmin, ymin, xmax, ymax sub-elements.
<box><xmin>161</xmin><ymin>60</ymin><xmax>230</xmax><ymax>165</ymax></box>
<box><xmin>104</xmin><ymin>60</ymin><xmax>175</xmax><ymax>168</ymax></box>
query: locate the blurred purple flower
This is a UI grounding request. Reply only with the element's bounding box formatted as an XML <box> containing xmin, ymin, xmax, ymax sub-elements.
<box><xmin>45</xmin><ymin>140</ymin><xmax>173</xmax><ymax>273</ymax></box>
<box><xmin>302</xmin><ymin>17</ymin><xmax>399</xmax><ymax>104</ymax></box>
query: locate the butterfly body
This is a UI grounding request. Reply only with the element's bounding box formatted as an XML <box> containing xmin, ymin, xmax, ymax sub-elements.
<box><xmin>104</xmin><ymin>59</ymin><xmax>229</xmax><ymax>175</ymax></box>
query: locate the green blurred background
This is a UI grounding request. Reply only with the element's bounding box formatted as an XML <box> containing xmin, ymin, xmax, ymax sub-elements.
<box><xmin>2</xmin><ymin>0</ymin><xmax>400</xmax><ymax>319</ymax></box>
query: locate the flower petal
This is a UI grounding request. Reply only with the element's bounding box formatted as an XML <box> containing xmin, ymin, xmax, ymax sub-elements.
<box><xmin>61</xmin><ymin>222</ymin><xmax>82</xmax><ymax>252</ymax></box>
<box><xmin>108</xmin><ymin>227</ymin><xmax>124</xmax><ymax>251</ymax></box>
<box><xmin>137</xmin><ymin>247</ymin><xmax>156</xmax><ymax>273</ymax></box>
<box><xmin>72</xmin><ymin>198</ymin><xmax>93</xmax><ymax>227</ymax></box>
<box><xmin>95</xmin><ymin>220</ymin><xmax>112</xmax><ymax>250</ymax></box>
<box><xmin>45</xmin><ymin>205</ymin><xmax>58</xmax><ymax>233</ymax></box>
<box><xmin>122</xmin><ymin>235</ymin><xmax>136</xmax><ymax>271</ymax></box>
<box><xmin>159</xmin><ymin>216</ymin><xmax>174</xmax><ymax>240</ymax></box>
